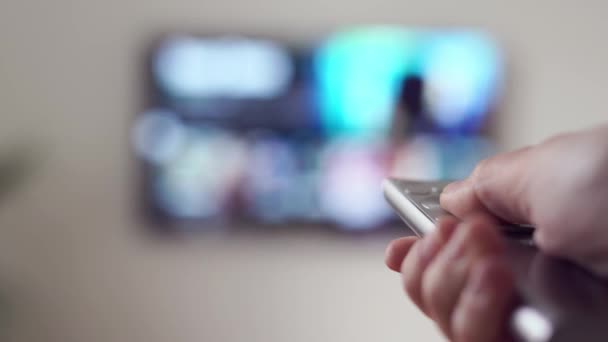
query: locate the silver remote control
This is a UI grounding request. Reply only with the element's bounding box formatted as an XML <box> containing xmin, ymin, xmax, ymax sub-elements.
<box><xmin>383</xmin><ymin>178</ymin><xmax>535</xmax><ymax>241</ymax></box>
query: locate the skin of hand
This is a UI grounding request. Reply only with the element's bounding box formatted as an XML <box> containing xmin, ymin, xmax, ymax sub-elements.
<box><xmin>386</xmin><ymin>215</ymin><xmax>514</xmax><ymax>342</ymax></box>
<box><xmin>386</xmin><ymin>123</ymin><xmax>608</xmax><ymax>341</ymax></box>
<box><xmin>440</xmin><ymin>124</ymin><xmax>608</xmax><ymax>275</ymax></box>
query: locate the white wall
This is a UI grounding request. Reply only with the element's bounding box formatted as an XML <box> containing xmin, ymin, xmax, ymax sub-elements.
<box><xmin>0</xmin><ymin>0</ymin><xmax>607</xmax><ymax>341</ymax></box>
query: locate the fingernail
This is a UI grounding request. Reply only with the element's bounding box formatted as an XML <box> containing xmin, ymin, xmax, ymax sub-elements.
<box><xmin>442</xmin><ymin>180</ymin><xmax>466</xmax><ymax>195</ymax></box>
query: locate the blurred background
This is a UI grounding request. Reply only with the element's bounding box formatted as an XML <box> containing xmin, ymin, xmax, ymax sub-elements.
<box><xmin>0</xmin><ymin>1</ymin><xmax>607</xmax><ymax>341</ymax></box>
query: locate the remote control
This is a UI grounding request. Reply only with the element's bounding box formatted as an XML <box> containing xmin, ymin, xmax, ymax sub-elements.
<box><xmin>383</xmin><ymin>178</ymin><xmax>535</xmax><ymax>241</ymax></box>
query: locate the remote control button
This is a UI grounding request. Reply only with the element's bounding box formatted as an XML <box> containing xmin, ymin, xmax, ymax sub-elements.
<box><xmin>404</xmin><ymin>188</ymin><xmax>430</xmax><ymax>195</ymax></box>
<box><xmin>421</xmin><ymin>201</ymin><xmax>441</xmax><ymax>210</ymax></box>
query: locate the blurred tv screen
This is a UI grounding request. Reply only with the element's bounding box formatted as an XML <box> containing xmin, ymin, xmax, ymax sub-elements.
<box><xmin>133</xmin><ymin>27</ymin><xmax>503</xmax><ymax>231</ymax></box>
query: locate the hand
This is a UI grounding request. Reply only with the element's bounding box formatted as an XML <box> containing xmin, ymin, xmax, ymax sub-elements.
<box><xmin>440</xmin><ymin>124</ymin><xmax>608</xmax><ymax>275</ymax></box>
<box><xmin>386</xmin><ymin>215</ymin><xmax>514</xmax><ymax>342</ymax></box>
<box><xmin>386</xmin><ymin>124</ymin><xmax>608</xmax><ymax>341</ymax></box>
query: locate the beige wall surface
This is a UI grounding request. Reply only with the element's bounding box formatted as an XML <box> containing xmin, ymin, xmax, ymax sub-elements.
<box><xmin>0</xmin><ymin>0</ymin><xmax>607</xmax><ymax>341</ymax></box>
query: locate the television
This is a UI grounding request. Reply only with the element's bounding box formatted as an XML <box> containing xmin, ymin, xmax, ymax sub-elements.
<box><xmin>133</xmin><ymin>27</ymin><xmax>503</xmax><ymax>231</ymax></box>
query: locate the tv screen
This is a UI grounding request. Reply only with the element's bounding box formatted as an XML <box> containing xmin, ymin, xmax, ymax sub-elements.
<box><xmin>133</xmin><ymin>27</ymin><xmax>502</xmax><ymax>231</ymax></box>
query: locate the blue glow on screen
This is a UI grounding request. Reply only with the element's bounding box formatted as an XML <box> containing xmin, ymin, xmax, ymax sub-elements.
<box><xmin>421</xmin><ymin>32</ymin><xmax>502</xmax><ymax>131</ymax></box>
<box><xmin>314</xmin><ymin>28</ymin><xmax>502</xmax><ymax>138</ymax></box>
<box><xmin>314</xmin><ymin>27</ymin><xmax>421</xmax><ymax>139</ymax></box>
